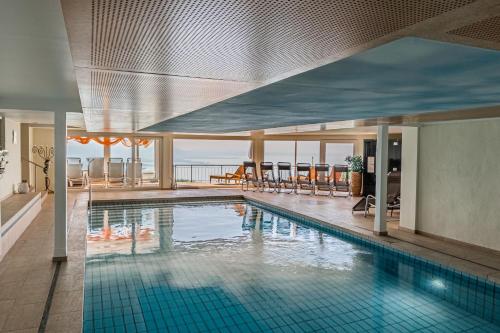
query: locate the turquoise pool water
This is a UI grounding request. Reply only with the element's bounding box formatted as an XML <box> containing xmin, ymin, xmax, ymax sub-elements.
<box><xmin>85</xmin><ymin>200</ymin><xmax>500</xmax><ymax>332</ymax></box>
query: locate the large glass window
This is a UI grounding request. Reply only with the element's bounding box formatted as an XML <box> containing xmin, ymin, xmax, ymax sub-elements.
<box><xmin>174</xmin><ymin>139</ymin><xmax>251</xmax><ymax>165</ymax></box>
<box><xmin>264</xmin><ymin>141</ymin><xmax>295</xmax><ymax>164</ymax></box>
<box><xmin>264</xmin><ymin>141</ymin><xmax>320</xmax><ymax>166</ymax></box>
<box><xmin>139</xmin><ymin>139</ymin><xmax>159</xmax><ymax>185</ymax></box>
<box><xmin>67</xmin><ymin>139</ymin><xmax>103</xmax><ymax>170</ymax></box>
<box><xmin>296</xmin><ymin>141</ymin><xmax>320</xmax><ymax>165</ymax></box>
<box><xmin>325</xmin><ymin>143</ymin><xmax>354</xmax><ymax>166</ymax></box>
<box><xmin>174</xmin><ymin>139</ymin><xmax>251</xmax><ymax>183</ymax></box>
<box><xmin>109</xmin><ymin>139</ymin><xmax>132</xmax><ymax>163</ymax></box>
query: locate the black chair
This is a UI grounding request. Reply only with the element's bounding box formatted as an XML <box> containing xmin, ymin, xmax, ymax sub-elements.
<box><xmin>364</xmin><ymin>171</ymin><xmax>401</xmax><ymax>217</ymax></box>
<box><xmin>296</xmin><ymin>163</ymin><xmax>314</xmax><ymax>195</ymax></box>
<box><xmin>332</xmin><ymin>164</ymin><xmax>350</xmax><ymax>197</ymax></box>
<box><xmin>314</xmin><ymin>164</ymin><xmax>332</xmax><ymax>196</ymax></box>
<box><xmin>277</xmin><ymin>162</ymin><xmax>295</xmax><ymax>193</ymax></box>
<box><xmin>260</xmin><ymin>162</ymin><xmax>278</xmax><ymax>192</ymax></box>
<box><xmin>242</xmin><ymin>161</ymin><xmax>261</xmax><ymax>191</ymax></box>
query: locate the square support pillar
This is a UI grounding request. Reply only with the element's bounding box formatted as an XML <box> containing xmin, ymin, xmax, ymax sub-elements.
<box><xmin>250</xmin><ymin>131</ymin><xmax>264</xmax><ymax>175</ymax></box>
<box><xmin>374</xmin><ymin>124</ymin><xmax>388</xmax><ymax>236</ymax></box>
<box><xmin>400</xmin><ymin>127</ymin><xmax>419</xmax><ymax>232</ymax></box>
<box><xmin>53</xmin><ymin>112</ymin><xmax>67</xmax><ymax>261</ymax></box>
<box><xmin>160</xmin><ymin>134</ymin><xmax>174</xmax><ymax>189</ymax></box>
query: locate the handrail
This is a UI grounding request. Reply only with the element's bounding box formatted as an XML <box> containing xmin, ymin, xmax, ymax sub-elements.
<box><xmin>21</xmin><ymin>157</ymin><xmax>45</xmax><ymax>192</ymax></box>
<box><xmin>21</xmin><ymin>157</ymin><xmax>45</xmax><ymax>169</ymax></box>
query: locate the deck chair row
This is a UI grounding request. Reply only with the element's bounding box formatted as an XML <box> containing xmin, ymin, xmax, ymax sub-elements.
<box><xmin>241</xmin><ymin>161</ymin><xmax>350</xmax><ymax>196</ymax></box>
<box><xmin>67</xmin><ymin>157</ymin><xmax>143</xmax><ymax>187</ymax></box>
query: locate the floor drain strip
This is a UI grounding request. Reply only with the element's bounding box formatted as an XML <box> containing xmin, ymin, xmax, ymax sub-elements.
<box><xmin>38</xmin><ymin>261</ymin><xmax>62</xmax><ymax>333</ymax></box>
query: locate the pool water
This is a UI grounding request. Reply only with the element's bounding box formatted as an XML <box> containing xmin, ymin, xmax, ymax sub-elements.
<box><xmin>84</xmin><ymin>200</ymin><xmax>500</xmax><ymax>332</ymax></box>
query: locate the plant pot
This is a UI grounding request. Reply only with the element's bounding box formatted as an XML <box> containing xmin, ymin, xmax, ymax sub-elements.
<box><xmin>351</xmin><ymin>172</ymin><xmax>362</xmax><ymax>197</ymax></box>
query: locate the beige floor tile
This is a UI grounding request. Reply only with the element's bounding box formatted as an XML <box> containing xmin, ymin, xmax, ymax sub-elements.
<box><xmin>11</xmin><ymin>282</ymin><xmax>50</xmax><ymax>305</ymax></box>
<box><xmin>0</xmin><ymin>281</ymin><xmax>24</xmax><ymax>301</ymax></box>
<box><xmin>54</xmin><ymin>273</ymin><xmax>84</xmax><ymax>293</ymax></box>
<box><xmin>49</xmin><ymin>290</ymin><xmax>83</xmax><ymax>315</ymax></box>
<box><xmin>0</xmin><ymin>299</ymin><xmax>16</xmax><ymax>329</ymax></box>
<box><xmin>2</xmin><ymin>302</ymin><xmax>44</xmax><ymax>331</ymax></box>
<box><xmin>45</xmin><ymin>310</ymin><xmax>82</xmax><ymax>333</ymax></box>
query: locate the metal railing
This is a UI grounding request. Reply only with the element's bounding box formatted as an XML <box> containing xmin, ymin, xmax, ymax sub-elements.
<box><xmin>21</xmin><ymin>157</ymin><xmax>51</xmax><ymax>192</ymax></box>
<box><xmin>174</xmin><ymin>164</ymin><xmax>240</xmax><ymax>183</ymax></box>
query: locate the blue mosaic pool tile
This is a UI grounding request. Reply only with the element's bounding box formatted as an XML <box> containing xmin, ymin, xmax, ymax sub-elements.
<box><xmin>247</xmin><ymin>198</ymin><xmax>500</xmax><ymax>326</ymax></box>
<box><xmin>85</xmin><ymin>200</ymin><xmax>500</xmax><ymax>332</ymax></box>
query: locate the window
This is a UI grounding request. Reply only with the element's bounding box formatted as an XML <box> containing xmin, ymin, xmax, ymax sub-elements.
<box><xmin>109</xmin><ymin>138</ymin><xmax>132</xmax><ymax>163</ymax></box>
<box><xmin>67</xmin><ymin>139</ymin><xmax>103</xmax><ymax>170</ymax></box>
<box><xmin>325</xmin><ymin>143</ymin><xmax>354</xmax><ymax>166</ymax></box>
<box><xmin>174</xmin><ymin>139</ymin><xmax>251</xmax><ymax>183</ymax></box>
<box><xmin>265</xmin><ymin>141</ymin><xmax>319</xmax><ymax>165</ymax></box>
<box><xmin>264</xmin><ymin>141</ymin><xmax>295</xmax><ymax>164</ymax></box>
<box><xmin>296</xmin><ymin>141</ymin><xmax>320</xmax><ymax>165</ymax></box>
<box><xmin>174</xmin><ymin>139</ymin><xmax>251</xmax><ymax>165</ymax></box>
<box><xmin>139</xmin><ymin>139</ymin><xmax>159</xmax><ymax>185</ymax></box>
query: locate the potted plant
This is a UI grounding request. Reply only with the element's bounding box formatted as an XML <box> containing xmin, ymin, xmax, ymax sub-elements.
<box><xmin>345</xmin><ymin>155</ymin><xmax>363</xmax><ymax>197</ymax></box>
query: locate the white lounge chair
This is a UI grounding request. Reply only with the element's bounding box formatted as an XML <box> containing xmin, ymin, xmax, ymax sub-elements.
<box><xmin>107</xmin><ymin>158</ymin><xmax>124</xmax><ymax>186</ymax></box>
<box><xmin>67</xmin><ymin>158</ymin><xmax>84</xmax><ymax>187</ymax></box>
<box><xmin>126</xmin><ymin>158</ymin><xmax>142</xmax><ymax>185</ymax></box>
<box><xmin>87</xmin><ymin>157</ymin><xmax>105</xmax><ymax>186</ymax></box>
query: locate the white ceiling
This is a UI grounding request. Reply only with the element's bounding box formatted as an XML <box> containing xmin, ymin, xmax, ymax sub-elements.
<box><xmin>60</xmin><ymin>0</ymin><xmax>500</xmax><ymax>133</ymax></box>
<box><xmin>0</xmin><ymin>0</ymin><xmax>81</xmax><ymax>113</ymax></box>
<box><xmin>0</xmin><ymin>110</ymin><xmax>85</xmax><ymax>128</ymax></box>
<box><xmin>3</xmin><ymin>1</ymin><xmax>500</xmax><ymax>133</ymax></box>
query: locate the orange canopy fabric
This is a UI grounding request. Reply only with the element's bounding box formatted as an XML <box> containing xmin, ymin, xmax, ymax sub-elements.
<box><xmin>68</xmin><ymin>136</ymin><xmax>152</xmax><ymax>147</ymax></box>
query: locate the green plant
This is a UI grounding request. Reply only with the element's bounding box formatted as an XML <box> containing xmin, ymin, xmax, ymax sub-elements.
<box><xmin>345</xmin><ymin>155</ymin><xmax>363</xmax><ymax>173</ymax></box>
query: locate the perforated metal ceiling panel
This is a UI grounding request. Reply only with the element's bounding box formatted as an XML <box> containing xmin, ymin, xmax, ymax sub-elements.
<box><xmin>76</xmin><ymin>69</ymin><xmax>259</xmax><ymax>131</ymax></box>
<box><xmin>88</xmin><ymin>0</ymin><xmax>477</xmax><ymax>82</ymax></box>
<box><xmin>61</xmin><ymin>0</ymin><xmax>493</xmax><ymax>132</ymax></box>
<box><xmin>449</xmin><ymin>16</ymin><xmax>500</xmax><ymax>43</ymax></box>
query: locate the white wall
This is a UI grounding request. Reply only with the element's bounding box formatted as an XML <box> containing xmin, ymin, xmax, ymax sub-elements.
<box><xmin>0</xmin><ymin>118</ymin><xmax>21</xmax><ymax>200</ymax></box>
<box><xmin>417</xmin><ymin>118</ymin><xmax>500</xmax><ymax>251</ymax></box>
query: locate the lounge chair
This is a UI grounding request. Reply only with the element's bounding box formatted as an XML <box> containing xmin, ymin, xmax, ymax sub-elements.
<box><xmin>87</xmin><ymin>157</ymin><xmax>105</xmax><ymax>185</ymax></box>
<box><xmin>277</xmin><ymin>162</ymin><xmax>295</xmax><ymax>193</ymax></box>
<box><xmin>364</xmin><ymin>171</ymin><xmax>401</xmax><ymax>217</ymax></box>
<box><xmin>107</xmin><ymin>158</ymin><xmax>125</xmax><ymax>186</ymax></box>
<box><xmin>210</xmin><ymin>165</ymin><xmax>244</xmax><ymax>184</ymax></box>
<box><xmin>296</xmin><ymin>163</ymin><xmax>314</xmax><ymax>194</ymax></box>
<box><xmin>241</xmin><ymin>161</ymin><xmax>261</xmax><ymax>191</ymax></box>
<box><xmin>67</xmin><ymin>157</ymin><xmax>84</xmax><ymax>187</ymax></box>
<box><xmin>314</xmin><ymin>164</ymin><xmax>332</xmax><ymax>196</ymax></box>
<box><xmin>260</xmin><ymin>162</ymin><xmax>278</xmax><ymax>192</ymax></box>
<box><xmin>332</xmin><ymin>164</ymin><xmax>350</xmax><ymax>197</ymax></box>
<box><xmin>126</xmin><ymin>158</ymin><xmax>143</xmax><ymax>186</ymax></box>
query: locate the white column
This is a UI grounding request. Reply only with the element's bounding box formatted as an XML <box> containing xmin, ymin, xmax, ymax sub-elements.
<box><xmin>160</xmin><ymin>134</ymin><xmax>174</xmax><ymax>189</ymax></box>
<box><xmin>319</xmin><ymin>141</ymin><xmax>326</xmax><ymax>164</ymax></box>
<box><xmin>250</xmin><ymin>131</ymin><xmax>264</xmax><ymax>175</ymax></box>
<box><xmin>400</xmin><ymin>127</ymin><xmax>419</xmax><ymax>232</ymax></box>
<box><xmin>53</xmin><ymin>111</ymin><xmax>67</xmax><ymax>260</ymax></box>
<box><xmin>374</xmin><ymin>124</ymin><xmax>388</xmax><ymax>235</ymax></box>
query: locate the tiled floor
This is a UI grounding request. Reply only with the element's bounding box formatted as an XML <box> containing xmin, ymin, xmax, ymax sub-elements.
<box><xmin>0</xmin><ymin>188</ymin><xmax>499</xmax><ymax>332</ymax></box>
<box><xmin>0</xmin><ymin>192</ymin><xmax>87</xmax><ymax>333</ymax></box>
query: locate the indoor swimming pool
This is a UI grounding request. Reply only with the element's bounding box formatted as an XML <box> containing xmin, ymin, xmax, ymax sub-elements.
<box><xmin>84</xmin><ymin>200</ymin><xmax>500</xmax><ymax>332</ymax></box>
